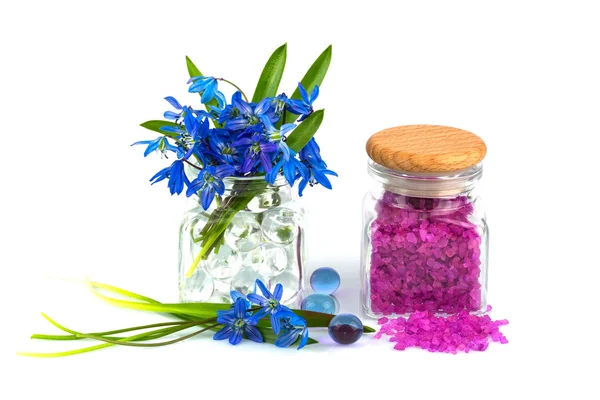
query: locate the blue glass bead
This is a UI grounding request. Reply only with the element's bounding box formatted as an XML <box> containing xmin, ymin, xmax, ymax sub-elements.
<box><xmin>310</xmin><ymin>267</ymin><xmax>341</xmax><ymax>294</ymax></box>
<box><xmin>301</xmin><ymin>294</ymin><xmax>338</xmax><ymax>314</ymax></box>
<box><xmin>328</xmin><ymin>313</ymin><xmax>363</xmax><ymax>345</ymax></box>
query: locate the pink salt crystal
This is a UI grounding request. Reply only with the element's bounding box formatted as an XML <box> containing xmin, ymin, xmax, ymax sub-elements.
<box><xmin>378</xmin><ymin>317</ymin><xmax>389</xmax><ymax>325</ymax></box>
<box><xmin>373</xmin><ymin>308</ymin><xmax>508</xmax><ymax>354</ymax></box>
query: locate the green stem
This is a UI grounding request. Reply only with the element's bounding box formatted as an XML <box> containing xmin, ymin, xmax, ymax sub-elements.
<box><xmin>32</xmin><ymin>319</ymin><xmax>204</xmax><ymax>340</ymax></box>
<box><xmin>18</xmin><ymin>324</ymin><xmax>197</xmax><ymax>358</ymax></box>
<box><xmin>218</xmin><ymin>78</ymin><xmax>248</xmax><ymax>101</ymax></box>
<box><xmin>75</xmin><ymin>323</ymin><xmax>220</xmax><ymax>347</ymax></box>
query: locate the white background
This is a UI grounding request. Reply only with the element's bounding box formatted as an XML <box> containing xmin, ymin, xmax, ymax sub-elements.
<box><xmin>2</xmin><ymin>1</ymin><xmax>599</xmax><ymax>399</ymax></box>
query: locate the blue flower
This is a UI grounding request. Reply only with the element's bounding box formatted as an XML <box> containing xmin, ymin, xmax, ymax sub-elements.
<box><xmin>131</xmin><ymin>136</ymin><xmax>183</xmax><ymax>158</ymax></box>
<box><xmin>213</xmin><ymin>297</ymin><xmax>263</xmax><ymax>345</ymax></box>
<box><xmin>149</xmin><ymin>160</ymin><xmax>189</xmax><ymax>195</ymax></box>
<box><xmin>260</xmin><ymin>115</ymin><xmax>295</xmax><ymax>161</ymax></box>
<box><xmin>247</xmin><ymin>280</ymin><xmax>292</xmax><ymax>335</ymax></box>
<box><xmin>210</xmin><ymin>134</ymin><xmax>240</xmax><ymax>165</ymax></box>
<box><xmin>225</xmin><ymin>97</ymin><xmax>272</xmax><ymax>131</ymax></box>
<box><xmin>298</xmin><ymin>138</ymin><xmax>337</xmax><ymax>196</ymax></box>
<box><xmin>188</xmin><ymin>76</ymin><xmax>218</xmax><ymax>104</ymax></box>
<box><xmin>286</xmin><ymin>83</ymin><xmax>319</xmax><ymax>121</ymax></box>
<box><xmin>233</xmin><ymin>133</ymin><xmax>277</xmax><ymax>174</ymax></box>
<box><xmin>274</xmin><ymin>310</ymin><xmax>309</xmax><ymax>350</ymax></box>
<box><xmin>271</xmin><ymin>93</ymin><xmax>289</xmax><ymax>117</ymax></box>
<box><xmin>266</xmin><ymin>151</ymin><xmax>309</xmax><ymax>186</ymax></box>
<box><xmin>186</xmin><ymin>164</ymin><xmax>236</xmax><ymax>209</ymax></box>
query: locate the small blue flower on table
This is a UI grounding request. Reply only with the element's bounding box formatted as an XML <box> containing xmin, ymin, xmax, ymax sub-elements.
<box><xmin>214</xmin><ymin>297</ymin><xmax>263</xmax><ymax>345</ymax></box>
<box><xmin>247</xmin><ymin>280</ymin><xmax>292</xmax><ymax>335</ymax></box>
<box><xmin>275</xmin><ymin>310</ymin><xmax>309</xmax><ymax>350</ymax></box>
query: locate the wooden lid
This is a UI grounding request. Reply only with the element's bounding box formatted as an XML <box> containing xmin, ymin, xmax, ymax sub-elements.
<box><xmin>366</xmin><ymin>125</ymin><xmax>487</xmax><ymax>173</ymax></box>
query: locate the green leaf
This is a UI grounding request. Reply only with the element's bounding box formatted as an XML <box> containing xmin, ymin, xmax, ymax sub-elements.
<box><xmin>140</xmin><ymin>120</ymin><xmax>180</xmax><ymax>140</ymax></box>
<box><xmin>186</xmin><ymin>55</ymin><xmax>202</xmax><ymax>78</ymax></box>
<box><xmin>284</xmin><ymin>45</ymin><xmax>332</xmax><ymax>124</ymax></box>
<box><xmin>286</xmin><ymin>109</ymin><xmax>324</xmax><ymax>153</ymax></box>
<box><xmin>252</xmin><ymin>43</ymin><xmax>287</xmax><ymax>102</ymax></box>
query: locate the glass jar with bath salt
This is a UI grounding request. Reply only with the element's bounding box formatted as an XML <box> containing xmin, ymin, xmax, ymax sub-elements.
<box><xmin>361</xmin><ymin>125</ymin><xmax>489</xmax><ymax>318</ymax></box>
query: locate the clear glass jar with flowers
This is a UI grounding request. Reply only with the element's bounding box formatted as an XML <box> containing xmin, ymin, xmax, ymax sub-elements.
<box><xmin>133</xmin><ymin>44</ymin><xmax>336</xmax><ymax>306</ymax></box>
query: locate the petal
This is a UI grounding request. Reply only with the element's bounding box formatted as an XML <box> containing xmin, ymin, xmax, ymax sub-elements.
<box><xmin>298</xmin><ymin>83</ymin><xmax>309</xmax><ymax>104</ymax></box>
<box><xmin>273</xmin><ymin>283</ymin><xmax>283</xmax><ymax>301</ymax></box>
<box><xmin>275</xmin><ymin>329</ymin><xmax>300</xmax><ymax>348</ymax></box>
<box><xmin>266</xmin><ymin>158</ymin><xmax>283</xmax><ymax>184</ymax></box>
<box><xmin>297</xmin><ymin>328</ymin><xmax>309</xmax><ymax>350</ymax></box>
<box><xmin>217</xmin><ymin>314</ymin><xmax>235</xmax><ymax>325</ymax></box>
<box><xmin>310</xmin><ymin>85</ymin><xmax>319</xmax><ymax>103</ymax></box>
<box><xmin>244</xmin><ymin>325</ymin><xmax>264</xmax><ymax>343</ymax></box>
<box><xmin>163</xmin><ymin>111</ymin><xmax>181</xmax><ymax>120</ymax></box>
<box><xmin>312</xmin><ymin>168</ymin><xmax>332</xmax><ymax>189</ymax></box>
<box><xmin>233</xmin><ymin>97</ymin><xmax>253</xmax><ymax>116</ymax></box>
<box><xmin>231</xmin><ymin>137</ymin><xmax>253</xmax><ymax>147</ymax></box>
<box><xmin>259</xmin><ymin>141</ymin><xmax>277</xmax><ymax>153</ymax></box>
<box><xmin>255</xmin><ymin>98</ymin><xmax>272</xmax><ymax>116</ymax></box>
<box><xmin>131</xmin><ymin>140</ymin><xmax>151</xmax><ymax>146</ymax></box>
<box><xmin>188</xmin><ymin>78</ymin><xmax>211</xmax><ymax>93</ymax></box>
<box><xmin>214</xmin><ymin>90</ymin><xmax>226</xmax><ymax>109</ymax></box>
<box><xmin>286</xmin><ymin>99</ymin><xmax>309</xmax><ymax>115</ymax></box>
<box><xmin>214</xmin><ymin>164</ymin><xmax>235</xmax><ymax>178</ymax></box>
<box><xmin>247</xmin><ymin>293</ymin><xmax>267</xmax><ymax>305</ymax></box>
<box><xmin>260</xmin><ymin>151</ymin><xmax>273</xmax><ymax>173</ymax></box>
<box><xmin>213</xmin><ymin>326</ymin><xmax>234</xmax><ymax>341</ymax></box>
<box><xmin>271</xmin><ymin>313</ymin><xmax>281</xmax><ymax>335</ymax></box>
<box><xmin>280</xmin><ymin>123</ymin><xmax>296</xmax><ymax>135</ymax></box>
<box><xmin>234</xmin><ymin>297</ymin><xmax>247</xmax><ymax>319</ymax></box>
<box><xmin>164</xmin><ymin>96</ymin><xmax>183</xmax><ymax>110</ymax></box>
<box><xmin>298</xmin><ymin>177</ymin><xmax>308</xmax><ymax>196</ymax></box>
<box><xmin>159</xmin><ymin>126</ymin><xmax>184</xmax><ymax>134</ymax></box>
<box><xmin>200</xmin><ymin>186</ymin><xmax>215</xmax><ymax>210</ymax></box>
<box><xmin>230</xmin><ymin>290</ymin><xmax>245</xmax><ymax>302</ymax></box>
<box><xmin>149</xmin><ymin>166</ymin><xmax>170</xmax><ymax>184</ymax></box>
<box><xmin>226</xmin><ymin>118</ymin><xmax>249</xmax><ymax>131</ymax></box>
<box><xmin>201</xmin><ymin>80</ymin><xmax>217</xmax><ymax>103</ymax></box>
<box><xmin>229</xmin><ymin>329</ymin><xmax>243</xmax><ymax>345</ymax></box>
<box><xmin>249</xmin><ymin>309</ymin><xmax>269</xmax><ymax>323</ymax></box>
<box><xmin>255</xmin><ymin>279</ymin><xmax>272</xmax><ymax>299</ymax></box>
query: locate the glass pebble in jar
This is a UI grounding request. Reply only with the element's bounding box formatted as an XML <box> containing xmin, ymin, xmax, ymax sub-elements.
<box><xmin>361</xmin><ymin>125</ymin><xmax>489</xmax><ymax>318</ymax></box>
<box><xmin>179</xmin><ymin>175</ymin><xmax>306</xmax><ymax>305</ymax></box>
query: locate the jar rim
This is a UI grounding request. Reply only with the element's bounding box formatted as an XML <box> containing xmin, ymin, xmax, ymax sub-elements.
<box><xmin>368</xmin><ymin>160</ymin><xmax>482</xmax><ymax>197</ymax></box>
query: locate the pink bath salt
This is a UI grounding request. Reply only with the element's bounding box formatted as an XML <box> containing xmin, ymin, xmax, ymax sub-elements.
<box><xmin>370</xmin><ymin>192</ymin><xmax>484</xmax><ymax>315</ymax></box>
<box><xmin>374</xmin><ymin>308</ymin><xmax>509</xmax><ymax>354</ymax></box>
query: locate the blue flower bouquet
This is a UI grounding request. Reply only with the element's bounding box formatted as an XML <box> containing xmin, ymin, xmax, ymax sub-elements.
<box><xmin>134</xmin><ymin>44</ymin><xmax>336</xmax><ymax>305</ymax></box>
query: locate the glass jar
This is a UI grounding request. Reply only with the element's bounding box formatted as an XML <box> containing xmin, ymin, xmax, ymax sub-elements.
<box><xmin>179</xmin><ymin>175</ymin><xmax>306</xmax><ymax>306</ymax></box>
<box><xmin>361</xmin><ymin>125</ymin><xmax>489</xmax><ymax>318</ymax></box>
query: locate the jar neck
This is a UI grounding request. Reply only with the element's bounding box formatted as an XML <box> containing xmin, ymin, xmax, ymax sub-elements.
<box><xmin>186</xmin><ymin>174</ymin><xmax>294</xmax><ymax>212</ymax></box>
<box><xmin>368</xmin><ymin>160</ymin><xmax>482</xmax><ymax>198</ymax></box>
<box><xmin>221</xmin><ymin>175</ymin><xmax>293</xmax><ymax>197</ymax></box>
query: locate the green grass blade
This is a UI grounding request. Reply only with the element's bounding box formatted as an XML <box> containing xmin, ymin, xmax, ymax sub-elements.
<box><xmin>252</xmin><ymin>43</ymin><xmax>287</xmax><ymax>102</ymax></box>
<box><xmin>286</xmin><ymin>109</ymin><xmax>324</xmax><ymax>153</ymax></box>
<box><xmin>284</xmin><ymin>45</ymin><xmax>332</xmax><ymax>124</ymax></box>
